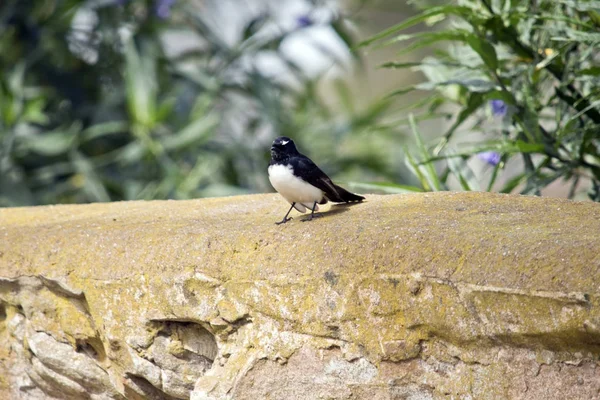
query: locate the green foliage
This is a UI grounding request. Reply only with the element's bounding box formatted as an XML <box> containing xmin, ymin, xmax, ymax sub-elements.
<box><xmin>0</xmin><ymin>0</ymin><xmax>404</xmax><ymax>206</ymax></box>
<box><xmin>5</xmin><ymin>0</ymin><xmax>596</xmax><ymax>206</ymax></box>
<box><xmin>366</xmin><ymin>0</ymin><xmax>600</xmax><ymax>200</ymax></box>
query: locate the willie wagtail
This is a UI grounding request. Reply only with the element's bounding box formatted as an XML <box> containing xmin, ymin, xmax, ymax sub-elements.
<box><xmin>268</xmin><ymin>136</ymin><xmax>365</xmax><ymax>224</ymax></box>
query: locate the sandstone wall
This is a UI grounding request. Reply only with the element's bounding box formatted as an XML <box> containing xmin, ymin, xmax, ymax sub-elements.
<box><xmin>1</xmin><ymin>192</ymin><xmax>599</xmax><ymax>399</ymax></box>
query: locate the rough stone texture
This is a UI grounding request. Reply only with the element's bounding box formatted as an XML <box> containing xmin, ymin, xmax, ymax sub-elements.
<box><xmin>0</xmin><ymin>192</ymin><xmax>599</xmax><ymax>399</ymax></box>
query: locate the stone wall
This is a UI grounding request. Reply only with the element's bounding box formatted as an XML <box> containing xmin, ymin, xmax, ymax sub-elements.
<box><xmin>1</xmin><ymin>192</ymin><xmax>599</xmax><ymax>399</ymax></box>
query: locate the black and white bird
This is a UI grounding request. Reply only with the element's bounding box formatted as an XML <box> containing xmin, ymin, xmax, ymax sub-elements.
<box><xmin>268</xmin><ymin>136</ymin><xmax>364</xmax><ymax>224</ymax></box>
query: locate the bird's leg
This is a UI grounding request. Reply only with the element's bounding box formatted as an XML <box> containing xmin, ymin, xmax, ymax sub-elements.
<box><xmin>276</xmin><ymin>203</ymin><xmax>295</xmax><ymax>225</ymax></box>
<box><xmin>309</xmin><ymin>201</ymin><xmax>317</xmax><ymax>220</ymax></box>
<box><xmin>302</xmin><ymin>202</ymin><xmax>320</xmax><ymax>222</ymax></box>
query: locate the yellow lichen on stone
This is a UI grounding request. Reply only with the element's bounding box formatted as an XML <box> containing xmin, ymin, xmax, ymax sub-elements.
<box><xmin>1</xmin><ymin>192</ymin><xmax>600</xmax><ymax>399</ymax></box>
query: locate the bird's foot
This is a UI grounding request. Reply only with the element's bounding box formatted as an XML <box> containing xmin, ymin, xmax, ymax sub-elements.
<box><xmin>301</xmin><ymin>214</ymin><xmax>322</xmax><ymax>222</ymax></box>
<box><xmin>275</xmin><ymin>217</ymin><xmax>293</xmax><ymax>225</ymax></box>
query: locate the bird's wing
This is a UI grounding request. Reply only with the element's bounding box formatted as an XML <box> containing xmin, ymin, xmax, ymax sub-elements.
<box><xmin>293</xmin><ymin>156</ymin><xmax>344</xmax><ymax>202</ymax></box>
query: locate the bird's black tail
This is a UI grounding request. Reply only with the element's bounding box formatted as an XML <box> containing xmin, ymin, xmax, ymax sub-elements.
<box><xmin>330</xmin><ymin>184</ymin><xmax>365</xmax><ymax>203</ymax></box>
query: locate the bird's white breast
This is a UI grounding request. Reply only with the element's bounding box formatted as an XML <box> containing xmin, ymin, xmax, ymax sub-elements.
<box><xmin>268</xmin><ymin>164</ymin><xmax>323</xmax><ymax>204</ymax></box>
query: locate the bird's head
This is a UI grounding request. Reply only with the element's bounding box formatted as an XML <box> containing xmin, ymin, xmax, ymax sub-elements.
<box><xmin>270</xmin><ymin>136</ymin><xmax>298</xmax><ymax>160</ymax></box>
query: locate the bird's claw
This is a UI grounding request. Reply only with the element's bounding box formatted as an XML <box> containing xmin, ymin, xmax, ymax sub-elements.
<box><xmin>275</xmin><ymin>217</ymin><xmax>293</xmax><ymax>225</ymax></box>
<box><xmin>301</xmin><ymin>214</ymin><xmax>322</xmax><ymax>222</ymax></box>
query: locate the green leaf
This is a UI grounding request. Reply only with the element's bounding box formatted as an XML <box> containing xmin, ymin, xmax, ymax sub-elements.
<box><xmin>125</xmin><ymin>40</ymin><xmax>158</xmax><ymax>128</ymax></box>
<box><xmin>393</xmin><ymin>30</ymin><xmax>469</xmax><ymax>56</ymax></box>
<box><xmin>426</xmin><ymin>140</ymin><xmax>544</xmax><ymax>164</ymax></box>
<box><xmin>116</xmin><ymin>142</ymin><xmax>145</xmax><ymax>164</ymax></box>
<box><xmin>332</xmin><ymin>19</ymin><xmax>361</xmax><ymax>62</ymax></box>
<box><xmin>556</xmin><ymin>0</ymin><xmax>600</xmax><ymax>11</ymax></box>
<box><xmin>162</xmin><ymin>115</ymin><xmax>218</xmax><ymax>151</ymax></box>
<box><xmin>242</xmin><ymin>14</ymin><xmax>268</xmax><ymax>40</ymax></box>
<box><xmin>156</xmin><ymin>97</ymin><xmax>177</xmax><ymax>123</ymax></box>
<box><xmin>81</xmin><ymin>121</ymin><xmax>129</xmax><ymax>142</ymax></box>
<box><xmin>404</xmin><ymin>147</ymin><xmax>430</xmax><ymax>191</ymax></box>
<box><xmin>579</xmin><ymin>67</ymin><xmax>600</xmax><ymax>76</ymax></box>
<box><xmin>386</xmin><ymin>85</ymin><xmax>425</xmax><ymax>98</ymax></box>
<box><xmin>440</xmin><ymin>79</ymin><xmax>497</xmax><ymax>93</ymax></box>
<box><xmin>563</xmin><ymin>100</ymin><xmax>600</xmax><ymax>127</ymax></box>
<box><xmin>334</xmin><ymin>80</ymin><xmax>355</xmax><ymax>115</ymax></box>
<box><xmin>435</xmin><ymin>92</ymin><xmax>484</xmax><ymax>154</ymax></box>
<box><xmin>500</xmin><ymin>173</ymin><xmax>526</xmax><ymax>193</ymax></box>
<box><xmin>520</xmin><ymin>13</ymin><xmax>596</xmax><ymax>29</ymax></box>
<box><xmin>384</xmin><ymin>31</ymin><xmax>498</xmax><ymax>73</ymax></box>
<box><xmin>465</xmin><ymin>34</ymin><xmax>498</xmax><ymax>70</ymax></box>
<box><xmin>70</xmin><ymin>150</ymin><xmax>110</xmax><ymax>202</ymax></box>
<box><xmin>446</xmin><ymin>155</ymin><xmax>480</xmax><ymax>191</ymax></box>
<box><xmin>409</xmin><ymin>114</ymin><xmax>442</xmax><ymax>191</ymax></box>
<box><xmin>552</xmin><ymin>30</ymin><xmax>600</xmax><ymax>43</ymax></box>
<box><xmin>22</xmin><ymin>97</ymin><xmax>49</xmax><ymax>125</ymax></box>
<box><xmin>486</xmin><ymin>161</ymin><xmax>502</xmax><ymax>192</ymax></box>
<box><xmin>24</xmin><ymin>124</ymin><xmax>81</xmax><ymax>156</ymax></box>
<box><xmin>484</xmin><ymin>90</ymin><xmax>515</xmax><ymax>105</ymax></box>
<box><xmin>380</xmin><ymin>60</ymin><xmax>480</xmax><ymax>70</ymax></box>
<box><xmin>1</xmin><ymin>64</ymin><xmax>26</xmax><ymax>126</ymax></box>
<box><xmin>378</xmin><ymin>62</ymin><xmax>424</xmax><ymax>70</ymax></box>
<box><xmin>521</xmin><ymin>170</ymin><xmax>563</xmax><ymax>196</ymax></box>
<box><xmin>513</xmin><ymin>140</ymin><xmax>545</xmax><ymax>153</ymax></box>
<box><xmin>358</xmin><ymin>5</ymin><xmax>471</xmax><ymax>47</ymax></box>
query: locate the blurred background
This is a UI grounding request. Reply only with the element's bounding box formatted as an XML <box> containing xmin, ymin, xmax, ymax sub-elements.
<box><xmin>1</xmin><ymin>0</ymin><xmax>598</xmax><ymax>207</ymax></box>
<box><xmin>0</xmin><ymin>0</ymin><xmax>419</xmax><ymax>206</ymax></box>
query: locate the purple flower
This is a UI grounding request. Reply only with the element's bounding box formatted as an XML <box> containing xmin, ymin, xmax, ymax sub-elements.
<box><xmin>155</xmin><ymin>0</ymin><xmax>176</xmax><ymax>19</ymax></box>
<box><xmin>114</xmin><ymin>0</ymin><xmax>174</xmax><ymax>19</ymax></box>
<box><xmin>296</xmin><ymin>15</ymin><xmax>313</xmax><ymax>28</ymax></box>
<box><xmin>490</xmin><ymin>100</ymin><xmax>507</xmax><ymax>117</ymax></box>
<box><xmin>477</xmin><ymin>151</ymin><xmax>501</xmax><ymax>166</ymax></box>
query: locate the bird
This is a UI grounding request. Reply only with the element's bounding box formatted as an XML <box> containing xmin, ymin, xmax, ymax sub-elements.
<box><xmin>268</xmin><ymin>136</ymin><xmax>365</xmax><ymax>224</ymax></box>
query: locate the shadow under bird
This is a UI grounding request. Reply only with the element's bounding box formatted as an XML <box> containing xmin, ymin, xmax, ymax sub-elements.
<box><xmin>268</xmin><ymin>136</ymin><xmax>365</xmax><ymax>224</ymax></box>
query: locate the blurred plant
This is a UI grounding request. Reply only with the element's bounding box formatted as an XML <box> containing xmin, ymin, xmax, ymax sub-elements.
<box><xmin>0</xmin><ymin>0</ymin><xmax>403</xmax><ymax>207</ymax></box>
<box><xmin>363</xmin><ymin>0</ymin><xmax>600</xmax><ymax>200</ymax></box>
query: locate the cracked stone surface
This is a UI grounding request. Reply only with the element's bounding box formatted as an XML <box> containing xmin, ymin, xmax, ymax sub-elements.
<box><xmin>1</xmin><ymin>192</ymin><xmax>600</xmax><ymax>399</ymax></box>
